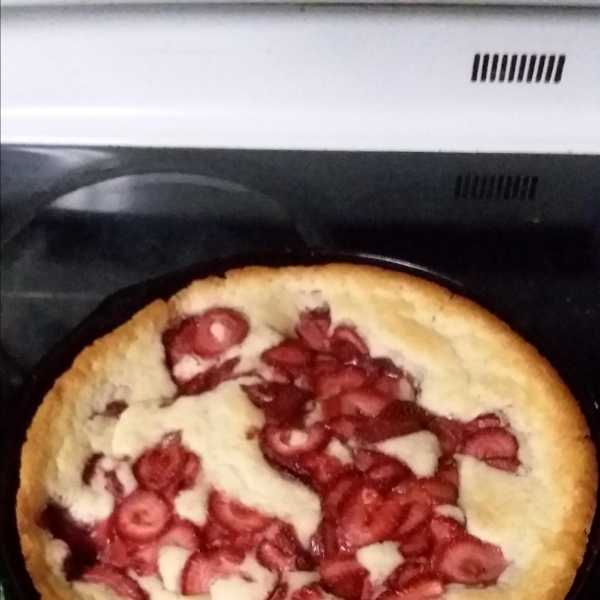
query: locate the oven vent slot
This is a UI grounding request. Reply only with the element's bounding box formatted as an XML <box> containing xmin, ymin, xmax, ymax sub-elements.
<box><xmin>454</xmin><ymin>175</ymin><xmax>539</xmax><ymax>200</ymax></box>
<box><xmin>471</xmin><ymin>54</ymin><xmax>565</xmax><ymax>83</ymax></box>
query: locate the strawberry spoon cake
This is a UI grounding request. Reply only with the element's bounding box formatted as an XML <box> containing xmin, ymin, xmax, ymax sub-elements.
<box><xmin>17</xmin><ymin>264</ymin><xmax>597</xmax><ymax>600</ymax></box>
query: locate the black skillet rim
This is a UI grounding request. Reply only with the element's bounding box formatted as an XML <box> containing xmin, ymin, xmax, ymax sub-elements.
<box><xmin>1</xmin><ymin>249</ymin><xmax>599</xmax><ymax>599</ymax></box>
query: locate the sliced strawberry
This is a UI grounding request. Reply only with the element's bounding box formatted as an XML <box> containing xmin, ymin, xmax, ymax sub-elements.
<box><xmin>202</xmin><ymin>519</ymin><xmax>256</xmax><ymax>553</ymax></box>
<box><xmin>319</xmin><ymin>557</ymin><xmax>371</xmax><ymax>600</ymax></box>
<box><xmin>319</xmin><ymin>394</ymin><xmax>345</xmax><ymax>420</ymax></box>
<box><xmin>338</xmin><ymin>485</ymin><xmax>406</xmax><ymax>549</ymax></box>
<box><xmin>291</xmin><ymin>583</ymin><xmax>325</xmax><ymax>600</ymax></box>
<box><xmin>130</xmin><ymin>541</ymin><xmax>161</xmax><ymax>576</ymax></box>
<box><xmin>356</xmin><ymin>401</ymin><xmax>428</xmax><ymax>444</ymax></box>
<box><xmin>418</xmin><ymin>479</ymin><xmax>458</xmax><ymax>505</ymax></box>
<box><xmin>209</xmin><ymin>491</ymin><xmax>271</xmax><ymax>535</ymax></box>
<box><xmin>179</xmin><ymin>356</ymin><xmax>241</xmax><ymax>395</ymax></box>
<box><xmin>98</xmin><ymin>534</ymin><xmax>131</xmax><ymax>570</ymax></box>
<box><xmin>393</xmin><ymin>476</ymin><xmax>457</xmax><ymax>506</ymax></box>
<box><xmin>393</xmin><ymin>575</ymin><xmax>444</xmax><ymax>600</ymax></box>
<box><xmin>395</xmin><ymin>502</ymin><xmax>432</xmax><ymax>537</ymax></box>
<box><xmin>429</xmin><ymin>417</ymin><xmax>464</xmax><ymax>456</ymax></box>
<box><xmin>462</xmin><ymin>427</ymin><xmax>519</xmax><ymax>460</ymax></box>
<box><xmin>397</xmin><ymin>526</ymin><xmax>433</xmax><ymax>558</ymax></box>
<box><xmin>310</xmin><ymin>518</ymin><xmax>340</xmax><ymax>560</ymax></box>
<box><xmin>263</xmin><ymin>340</ymin><xmax>313</xmax><ymax>373</ymax></box>
<box><xmin>323</xmin><ymin>472</ymin><xmax>363</xmax><ymax>516</ymax></box>
<box><xmin>301</xmin><ymin>452</ymin><xmax>348</xmax><ymax>488</ymax></box>
<box><xmin>429</xmin><ymin>516</ymin><xmax>465</xmax><ymax>545</ymax></box>
<box><xmin>82</xmin><ymin>565</ymin><xmax>148</xmax><ymax>600</ymax></box>
<box><xmin>163</xmin><ymin>309</ymin><xmax>249</xmax><ymax>365</ymax></box>
<box><xmin>181</xmin><ymin>452</ymin><xmax>201</xmax><ymax>489</ymax></box>
<box><xmin>327</xmin><ymin>415</ymin><xmax>362</xmax><ymax>441</ymax></box>
<box><xmin>464</xmin><ymin>413</ymin><xmax>503</xmax><ymax>434</ymax></box>
<box><xmin>243</xmin><ymin>382</ymin><xmax>311</xmax><ymax>425</ymax></box>
<box><xmin>114</xmin><ymin>490</ymin><xmax>171</xmax><ymax>543</ymax></box>
<box><xmin>297</xmin><ymin>307</ymin><xmax>331</xmax><ymax>351</ymax></box>
<box><xmin>133</xmin><ymin>439</ymin><xmax>187</xmax><ymax>492</ymax></box>
<box><xmin>262</xmin><ymin>423</ymin><xmax>330</xmax><ymax>459</ymax></box>
<box><xmin>435</xmin><ymin>457</ymin><xmax>459</xmax><ymax>488</ymax></box>
<box><xmin>257</xmin><ymin>523</ymin><xmax>313</xmax><ymax>572</ymax></box>
<box><xmin>373</xmin><ymin>374</ymin><xmax>400</xmax><ymax>399</ymax></box>
<box><xmin>315</xmin><ymin>366</ymin><xmax>368</xmax><ymax>399</ymax></box>
<box><xmin>181</xmin><ymin>548</ymin><xmax>244</xmax><ymax>595</ymax></box>
<box><xmin>330</xmin><ymin>326</ymin><xmax>370</xmax><ymax>363</ymax></box>
<box><xmin>92</xmin><ymin>518</ymin><xmax>113</xmax><ymax>551</ymax></box>
<box><xmin>338</xmin><ymin>387</ymin><xmax>392</xmax><ymax>418</ymax></box>
<box><xmin>386</xmin><ymin>561</ymin><xmax>431</xmax><ymax>590</ymax></box>
<box><xmin>485</xmin><ymin>456</ymin><xmax>520</xmax><ymax>472</ymax></box>
<box><xmin>162</xmin><ymin>519</ymin><xmax>200</xmax><ymax>549</ymax></box>
<box><xmin>355</xmin><ymin>450</ymin><xmax>410</xmax><ymax>491</ymax></box>
<box><xmin>436</xmin><ymin>534</ymin><xmax>507</xmax><ymax>585</ymax></box>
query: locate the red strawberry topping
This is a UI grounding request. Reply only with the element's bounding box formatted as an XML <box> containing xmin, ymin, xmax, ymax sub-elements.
<box><xmin>356</xmin><ymin>401</ymin><xmax>428</xmax><ymax>444</ymax></box>
<box><xmin>429</xmin><ymin>516</ymin><xmax>465</xmax><ymax>545</ymax></box>
<box><xmin>262</xmin><ymin>340</ymin><xmax>313</xmax><ymax>373</ymax></box>
<box><xmin>133</xmin><ymin>435</ymin><xmax>199</xmax><ymax>494</ymax></box>
<box><xmin>435</xmin><ymin>457</ymin><xmax>459</xmax><ymax>488</ymax></box>
<box><xmin>430</xmin><ymin>417</ymin><xmax>464</xmax><ymax>455</ymax></box>
<box><xmin>354</xmin><ymin>450</ymin><xmax>410</xmax><ymax>491</ymax></box>
<box><xmin>485</xmin><ymin>456</ymin><xmax>521</xmax><ymax>472</ymax></box>
<box><xmin>310</xmin><ymin>518</ymin><xmax>340</xmax><ymax>560</ymax></box>
<box><xmin>330</xmin><ymin>326</ymin><xmax>370</xmax><ymax>362</ymax></box>
<box><xmin>297</xmin><ymin>307</ymin><xmax>332</xmax><ymax>351</ymax></box>
<box><xmin>181</xmin><ymin>548</ymin><xmax>244</xmax><ymax>595</ymax></box>
<box><xmin>178</xmin><ymin>356</ymin><xmax>241</xmax><ymax>395</ymax></box>
<box><xmin>385</xmin><ymin>574</ymin><xmax>445</xmax><ymax>600</ymax></box>
<box><xmin>256</xmin><ymin>523</ymin><xmax>313</xmax><ymax>572</ymax></box>
<box><xmin>243</xmin><ymin>382</ymin><xmax>311</xmax><ymax>425</ymax></box>
<box><xmin>338</xmin><ymin>484</ymin><xmax>406</xmax><ymax>549</ymax></box>
<box><xmin>462</xmin><ymin>427</ymin><xmax>519</xmax><ymax>461</ymax></box>
<box><xmin>82</xmin><ymin>565</ymin><xmax>148</xmax><ymax>600</ymax></box>
<box><xmin>209</xmin><ymin>491</ymin><xmax>271</xmax><ymax>534</ymax></box>
<box><xmin>395</xmin><ymin>502</ymin><xmax>432</xmax><ymax>537</ymax></box>
<box><xmin>464</xmin><ymin>413</ymin><xmax>503</xmax><ymax>434</ymax></box>
<box><xmin>262</xmin><ymin>423</ymin><xmax>331</xmax><ymax>458</ymax></box>
<box><xmin>338</xmin><ymin>387</ymin><xmax>392</xmax><ymax>418</ymax></box>
<box><xmin>114</xmin><ymin>490</ymin><xmax>171</xmax><ymax>543</ymax></box>
<box><xmin>291</xmin><ymin>583</ymin><xmax>325</xmax><ymax>600</ymax></box>
<box><xmin>386</xmin><ymin>561</ymin><xmax>432</xmax><ymax>590</ymax></box>
<box><xmin>315</xmin><ymin>366</ymin><xmax>368</xmax><ymax>399</ymax></box>
<box><xmin>397</xmin><ymin>525</ymin><xmax>433</xmax><ymax>558</ymax></box>
<box><xmin>319</xmin><ymin>557</ymin><xmax>371</xmax><ymax>600</ymax></box>
<box><xmin>436</xmin><ymin>535</ymin><xmax>507</xmax><ymax>585</ymax></box>
<box><xmin>301</xmin><ymin>452</ymin><xmax>349</xmax><ymax>488</ymax></box>
<box><xmin>323</xmin><ymin>472</ymin><xmax>363</xmax><ymax>516</ymax></box>
<box><xmin>163</xmin><ymin>308</ymin><xmax>249</xmax><ymax>363</ymax></box>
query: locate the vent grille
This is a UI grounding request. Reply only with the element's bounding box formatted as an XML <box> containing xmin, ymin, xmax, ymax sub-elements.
<box><xmin>471</xmin><ymin>54</ymin><xmax>565</xmax><ymax>83</ymax></box>
<box><xmin>454</xmin><ymin>175</ymin><xmax>539</xmax><ymax>200</ymax></box>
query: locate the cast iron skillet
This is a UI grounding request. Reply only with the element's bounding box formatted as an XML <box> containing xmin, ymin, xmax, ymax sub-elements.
<box><xmin>2</xmin><ymin>250</ymin><xmax>599</xmax><ymax>599</ymax></box>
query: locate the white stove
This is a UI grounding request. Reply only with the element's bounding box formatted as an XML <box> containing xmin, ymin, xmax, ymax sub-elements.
<box><xmin>2</xmin><ymin>2</ymin><xmax>599</xmax><ymax>152</ymax></box>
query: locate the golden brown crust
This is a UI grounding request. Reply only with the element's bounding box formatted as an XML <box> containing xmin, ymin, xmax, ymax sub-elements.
<box><xmin>16</xmin><ymin>263</ymin><xmax>597</xmax><ymax>600</ymax></box>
